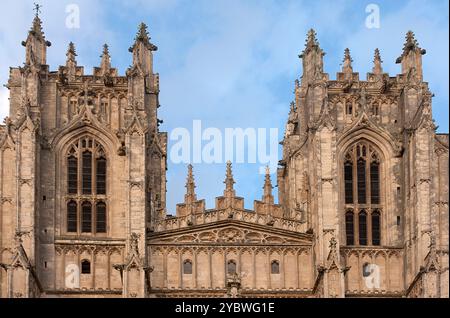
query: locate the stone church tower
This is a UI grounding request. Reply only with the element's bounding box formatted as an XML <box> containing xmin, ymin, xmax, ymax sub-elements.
<box><xmin>277</xmin><ymin>30</ymin><xmax>448</xmax><ymax>297</ymax></box>
<box><xmin>0</xmin><ymin>14</ymin><xmax>167</xmax><ymax>298</ymax></box>
<box><xmin>0</xmin><ymin>15</ymin><xmax>448</xmax><ymax>298</ymax></box>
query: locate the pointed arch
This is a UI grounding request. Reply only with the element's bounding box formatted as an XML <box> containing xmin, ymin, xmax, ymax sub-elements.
<box><xmin>339</xmin><ymin>135</ymin><xmax>389</xmax><ymax>247</ymax></box>
<box><xmin>57</xmin><ymin>132</ymin><xmax>112</xmax><ymax>237</ymax></box>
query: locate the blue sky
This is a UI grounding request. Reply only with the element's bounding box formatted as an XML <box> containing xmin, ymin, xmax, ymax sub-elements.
<box><xmin>0</xmin><ymin>0</ymin><xmax>448</xmax><ymax>214</ymax></box>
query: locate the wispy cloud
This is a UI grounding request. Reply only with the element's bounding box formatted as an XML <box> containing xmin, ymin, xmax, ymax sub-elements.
<box><xmin>0</xmin><ymin>0</ymin><xmax>448</xmax><ymax>213</ymax></box>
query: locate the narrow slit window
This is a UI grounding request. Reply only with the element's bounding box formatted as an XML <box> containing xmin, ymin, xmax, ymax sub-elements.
<box><xmin>67</xmin><ymin>201</ymin><xmax>78</xmax><ymax>233</ymax></box>
<box><xmin>370</xmin><ymin>161</ymin><xmax>380</xmax><ymax>204</ymax></box>
<box><xmin>96</xmin><ymin>156</ymin><xmax>107</xmax><ymax>195</ymax></box>
<box><xmin>357</xmin><ymin>159</ymin><xmax>366</xmax><ymax>204</ymax></box>
<box><xmin>372</xmin><ymin>211</ymin><xmax>381</xmax><ymax>246</ymax></box>
<box><xmin>82</xmin><ymin>151</ymin><xmax>92</xmax><ymax>195</ymax></box>
<box><xmin>68</xmin><ymin>156</ymin><xmax>78</xmax><ymax>194</ymax></box>
<box><xmin>345</xmin><ymin>211</ymin><xmax>354</xmax><ymax>245</ymax></box>
<box><xmin>359</xmin><ymin>210</ymin><xmax>368</xmax><ymax>246</ymax></box>
<box><xmin>271</xmin><ymin>261</ymin><xmax>280</xmax><ymax>274</ymax></box>
<box><xmin>344</xmin><ymin>161</ymin><xmax>354</xmax><ymax>204</ymax></box>
<box><xmin>81</xmin><ymin>202</ymin><xmax>92</xmax><ymax>233</ymax></box>
<box><xmin>96</xmin><ymin>202</ymin><xmax>107</xmax><ymax>233</ymax></box>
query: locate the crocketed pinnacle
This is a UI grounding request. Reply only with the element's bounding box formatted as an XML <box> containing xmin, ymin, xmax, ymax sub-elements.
<box><xmin>185</xmin><ymin>164</ymin><xmax>197</xmax><ymax>200</ymax></box>
<box><xmin>224</xmin><ymin>161</ymin><xmax>236</xmax><ymax>194</ymax></box>
<box><xmin>342</xmin><ymin>48</ymin><xmax>353</xmax><ymax>73</ymax></box>
<box><xmin>372</xmin><ymin>48</ymin><xmax>383</xmax><ymax>74</ymax></box>
<box><xmin>100</xmin><ymin>44</ymin><xmax>111</xmax><ymax>71</ymax></box>
<box><xmin>66</xmin><ymin>42</ymin><xmax>77</xmax><ymax>65</ymax></box>
<box><xmin>396</xmin><ymin>30</ymin><xmax>426</xmax><ymax>63</ymax></box>
<box><xmin>263</xmin><ymin>166</ymin><xmax>273</xmax><ymax>198</ymax></box>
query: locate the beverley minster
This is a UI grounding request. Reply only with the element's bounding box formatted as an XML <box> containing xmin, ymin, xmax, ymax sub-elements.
<box><xmin>0</xmin><ymin>5</ymin><xmax>448</xmax><ymax>299</ymax></box>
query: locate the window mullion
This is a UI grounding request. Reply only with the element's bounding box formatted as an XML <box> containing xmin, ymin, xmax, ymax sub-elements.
<box><xmin>77</xmin><ymin>143</ymin><xmax>81</xmax><ymax>197</ymax></box>
<box><xmin>77</xmin><ymin>199</ymin><xmax>81</xmax><ymax>235</ymax></box>
<box><xmin>93</xmin><ymin>151</ymin><xmax>97</xmax><ymax>196</ymax></box>
<box><xmin>366</xmin><ymin>156</ymin><xmax>371</xmax><ymax>206</ymax></box>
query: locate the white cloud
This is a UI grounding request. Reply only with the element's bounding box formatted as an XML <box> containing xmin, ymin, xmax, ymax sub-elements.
<box><xmin>1</xmin><ymin>0</ymin><xmax>447</xmax><ymax>213</ymax></box>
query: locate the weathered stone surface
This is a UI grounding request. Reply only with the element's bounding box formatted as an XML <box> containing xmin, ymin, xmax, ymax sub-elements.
<box><xmin>0</xmin><ymin>18</ymin><xmax>447</xmax><ymax>298</ymax></box>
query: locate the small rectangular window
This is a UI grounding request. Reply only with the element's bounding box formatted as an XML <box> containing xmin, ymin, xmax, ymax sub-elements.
<box><xmin>81</xmin><ymin>260</ymin><xmax>91</xmax><ymax>274</ymax></box>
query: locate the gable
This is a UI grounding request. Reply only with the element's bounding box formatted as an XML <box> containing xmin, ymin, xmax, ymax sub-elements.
<box><xmin>148</xmin><ymin>220</ymin><xmax>313</xmax><ymax>246</ymax></box>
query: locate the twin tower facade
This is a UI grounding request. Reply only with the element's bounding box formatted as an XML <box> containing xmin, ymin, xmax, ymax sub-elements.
<box><xmin>0</xmin><ymin>15</ymin><xmax>448</xmax><ymax>298</ymax></box>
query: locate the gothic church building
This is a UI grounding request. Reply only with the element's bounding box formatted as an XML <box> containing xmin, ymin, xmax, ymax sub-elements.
<box><xmin>0</xmin><ymin>14</ymin><xmax>448</xmax><ymax>298</ymax></box>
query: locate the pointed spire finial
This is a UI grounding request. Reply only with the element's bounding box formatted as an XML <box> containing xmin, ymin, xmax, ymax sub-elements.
<box><xmin>263</xmin><ymin>166</ymin><xmax>273</xmax><ymax>198</ymax></box>
<box><xmin>34</xmin><ymin>2</ymin><xmax>42</xmax><ymax>17</ymax></box>
<box><xmin>137</xmin><ymin>22</ymin><xmax>149</xmax><ymax>42</ymax></box>
<box><xmin>102</xmin><ymin>43</ymin><xmax>110</xmax><ymax>56</ymax></box>
<box><xmin>100</xmin><ymin>43</ymin><xmax>111</xmax><ymax>72</ymax></box>
<box><xmin>396</xmin><ymin>30</ymin><xmax>426</xmax><ymax>64</ymax></box>
<box><xmin>129</xmin><ymin>22</ymin><xmax>158</xmax><ymax>53</ymax></box>
<box><xmin>306</xmin><ymin>29</ymin><xmax>319</xmax><ymax>48</ymax></box>
<box><xmin>224</xmin><ymin>161</ymin><xmax>236</xmax><ymax>194</ymax></box>
<box><xmin>66</xmin><ymin>42</ymin><xmax>77</xmax><ymax>64</ymax></box>
<box><xmin>185</xmin><ymin>164</ymin><xmax>197</xmax><ymax>200</ymax></box>
<box><xmin>342</xmin><ymin>48</ymin><xmax>353</xmax><ymax>73</ymax></box>
<box><xmin>405</xmin><ymin>31</ymin><xmax>418</xmax><ymax>49</ymax></box>
<box><xmin>299</xmin><ymin>28</ymin><xmax>324</xmax><ymax>59</ymax></box>
<box><xmin>30</xmin><ymin>3</ymin><xmax>45</xmax><ymax>37</ymax></box>
<box><xmin>372</xmin><ymin>48</ymin><xmax>383</xmax><ymax>74</ymax></box>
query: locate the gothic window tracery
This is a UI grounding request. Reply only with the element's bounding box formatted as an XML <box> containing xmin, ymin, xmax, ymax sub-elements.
<box><xmin>343</xmin><ymin>141</ymin><xmax>382</xmax><ymax>246</ymax></box>
<box><xmin>65</xmin><ymin>136</ymin><xmax>108</xmax><ymax>235</ymax></box>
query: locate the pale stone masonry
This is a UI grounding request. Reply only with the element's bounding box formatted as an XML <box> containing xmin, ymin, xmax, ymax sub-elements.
<box><xmin>0</xmin><ymin>15</ymin><xmax>448</xmax><ymax>298</ymax></box>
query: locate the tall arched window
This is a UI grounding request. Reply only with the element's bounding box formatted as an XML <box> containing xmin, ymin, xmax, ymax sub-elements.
<box><xmin>343</xmin><ymin>141</ymin><xmax>382</xmax><ymax>246</ymax></box>
<box><xmin>66</xmin><ymin>136</ymin><xmax>108</xmax><ymax>235</ymax></box>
